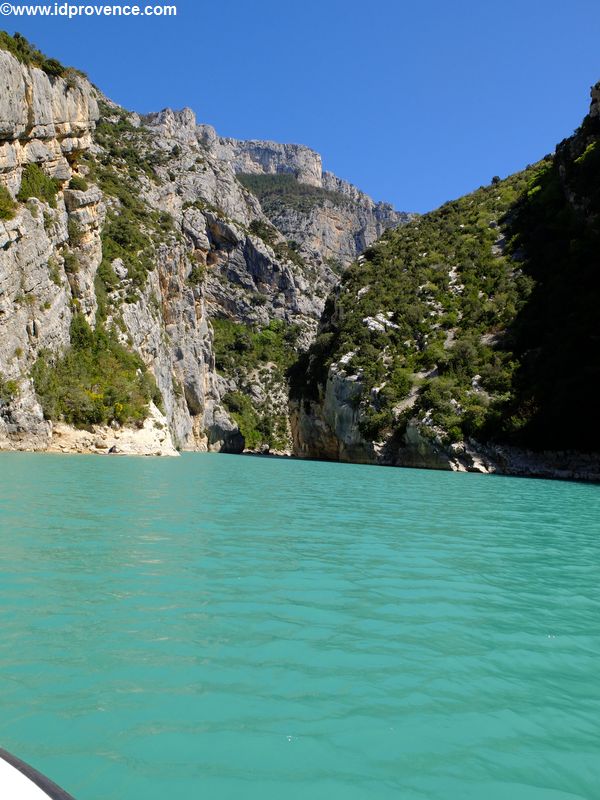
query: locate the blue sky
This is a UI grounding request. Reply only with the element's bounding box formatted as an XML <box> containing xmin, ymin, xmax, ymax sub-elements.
<box><xmin>3</xmin><ymin>0</ymin><xmax>600</xmax><ymax>212</ymax></box>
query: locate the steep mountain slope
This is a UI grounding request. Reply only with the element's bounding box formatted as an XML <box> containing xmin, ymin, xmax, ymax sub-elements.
<box><xmin>291</xmin><ymin>84</ymin><xmax>600</xmax><ymax>479</ymax></box>
<box><xmin>0</xmin><ymin>32</ymin><xmax>407</xmax><ymax>456</ymax></box>
<box><xmin>198</xmin><ymin>126</ymin><xmax>410</xmax><ymax>267</ymax></box>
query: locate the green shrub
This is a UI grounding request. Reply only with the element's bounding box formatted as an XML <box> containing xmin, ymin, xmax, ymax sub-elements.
<box><xmin>325</xmin><ymin>256</ymin><xmax>344</xmax><ymax>275</ymax></box>
<box><xmin>0</xmin><ymin>186</ymin><xmax>16</xmax><ymax>220</ymax></box>
<box><xmin>32</xmin><ymin>314</ymin><xmax>161</xmax><ymax>427</ymax></box>
<box><xmin>444</xmin><ymin>336</ymin><xmax>480</xmax><ymax>378</ymax></box>
<box><xmin>0</xmin><ymin>374</ymin><xmax>19</xmax><ymax>403</ymax></box>
<box><xmin>187</xmin><ymin>262</ymin><xmax>206</xmax><ymax>285</ymax></box>
<box><xmin>249</xmin><ymin>218</ymin><xmax>278</xmax><ymax>247</ymax></box>
<box><xmin>358</xmin><ymin>407</ymin><xmax>395</xmax><ymax>439</ymax></box>
<box><xmin>68</xmin><ymin>175</ymin><xmax>89</xmax><ymax>192</ymax></box>
<box><xmin>0</xmin><ymin>31</ymin><xmax>70</xmax><ymax>77</ymax></box>
<box><xmin>68</xmin><ymin>219</ymin><xmax>85</xmax><ymax>247</ymax></box>
<box><xmin>63</xmin><ymin>251</ymin><xmax>79</xmax><ymax>274</ymax></box>
<box><xmin>273</xmin><ymin>240</ymin><xmax>306</xmax><ymax>268</ymax></box>
<box><xmin>17</xmin><ymin>164</ymin><xmax>61</xmax><ymax>208</ymax></box>
<box><xmin>378</xmin><ymin>367</ymin><xmax>412</xmax><ymax>406</ymax></box>
<box><xmin>212</xmin><ymin>318</ymin><xmax>299</xmax><ymax>377</ymax></box>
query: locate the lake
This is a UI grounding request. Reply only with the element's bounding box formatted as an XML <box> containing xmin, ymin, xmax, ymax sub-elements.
<box><xmin>0</xmin><ymin>452</ymin><xmax>599</xmax><ymax>799</ymax></box>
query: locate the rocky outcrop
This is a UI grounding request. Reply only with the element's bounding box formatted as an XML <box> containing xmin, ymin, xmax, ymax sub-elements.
<box><xmin>0</xmin><ymin>379</ymin><xmax>51</xmax><ymax>451</ymax></box>
<box><xmin>263</xmin><ymin>198</ymin><xmax>402</xmax><ymax>269</ymax></box>
<box><xmin>197</xmin><ymin>125</ymin><xmax>411</xmax><ymax>267</ymax></box>
<box><xmin>0</xmin><ymin>49</ymin><xmax>98</xmax><ymax>193</ymax></box>
<box><xmin>139</xmin><ymin>107</ymin><xmax>335</xmax><ymax>330</ymax></box>
<box><xmin>589</xmin><ymin>81</ymin><xmax>600</xmax><ymax>118</ymax></box>
<box><xmin>127</xmin><ymin>107</ymin><xmax>338</xmax><ymax>449</ymax></box>
<box><xmin>197</xmin><ymin>127</ymin><xmax>324</xmax><ymax>187</ymax></box>
<box><xmin>322</xmin><ymin>170</ymin><xmax>402</xmax><ymax>228</ymax></box>
<box><xmin>292</xmin><ymin>383</ymin><xmax>600</xmax><ymax>481</ymax></box>
<box><xmin>0</xmin><ymin>50</ymin><xmax>186</xmax><ymax>457</ymax></box>
<box><xmin>291</xmin><ymin>361</ymin><xmax>456</xmax><ymax>470</ymax></box>
<box><xmin>291</xmin><ymin>361</ymin><xmax>375</xmax><ymax>464</ymax></box>
<box><xmin>47</xmin><ymin>402</ymin><xmax>178</xmax><ymax>457</ymax></box>
<box><xmin>142</xmin><ymin>108</ymin><xmax>262</xmax><ymax>226</ymax></box>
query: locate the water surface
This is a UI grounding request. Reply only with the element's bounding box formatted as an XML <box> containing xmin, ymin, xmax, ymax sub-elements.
<box><xmin>0</xmin><ymin>453</ymin><xmax>599</xmax><ymax>799</ymax></box>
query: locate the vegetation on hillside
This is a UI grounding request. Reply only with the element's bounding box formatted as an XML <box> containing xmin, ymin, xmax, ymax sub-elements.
<box><xmin>32</xmin><ymin>314</ymin><xmax>161</xmax><ymax>427</ymax></box>
<box><xmin>291</xmin><ymin>164</ymin><xmax>539</xmax><ymax>442</ymax></box>
<box><xmin>499</xmin><ymin>113</ymin><xmax>600</xmax><ymax>449</ymax></box>
<box><xmin>0</xmin><ymin>185</ymin><xmax>16</xmax><ymax>220</ymax></box>
<box><xmin>238</xmin><ymin>173</ymin><xmax>349</xmax><ymax>215</ymax></box>
<box><xmin>84</xmin><ymin>103</ymin><xmax>178</xmax><ymax>302</ymax></box>
<box><xmin>292</xmin><ymin>101</ymin><xmax>600</xmax><ymax>453</ymax></box>
<box><xmin>0</xmin><ymin>31</ymin><xmax>81</xmax><ymax>80</ymax></box>
<box><xmin>17</xmin><ymin>164</ymin><xmax>61</xmax><ymax>208</ymax></box>
<box><xmin>213</xmin><ymin>318</ymin><xmax>300</xmax><ymax>449</ymax></box>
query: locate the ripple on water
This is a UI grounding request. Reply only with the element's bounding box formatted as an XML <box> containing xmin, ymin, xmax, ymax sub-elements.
<box><xmin>0</xmin><ymin>452</ymin><xmax>599</xmax><ymax>800</ymax></box>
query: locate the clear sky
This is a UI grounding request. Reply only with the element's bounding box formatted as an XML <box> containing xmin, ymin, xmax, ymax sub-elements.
<box><xmin>3</xmin><ymin>0</ymin><xmax>600</xmax><ymax>212</ymax></box>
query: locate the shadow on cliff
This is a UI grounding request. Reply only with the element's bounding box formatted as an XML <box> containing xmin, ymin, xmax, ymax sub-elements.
<box><xmin>493</xmin><ymin>107</ymin><xmax>600</xmax><ymax>452</ymax></box>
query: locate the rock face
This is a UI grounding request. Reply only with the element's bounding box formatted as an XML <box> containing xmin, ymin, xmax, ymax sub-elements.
<box><xmin>135</xmin><ymin>106</ymin><xmax>340</xmax><ymax>450</ymax></box>
<box><xmin>589</xmin><ymin>83</ymin><xmax>600</xmax><ymax>118</ymax></box>
<box><xmin>197</xmin><ymin>126</ymin><xmax>412</xmax><ymax>267</ymax></box>
<box><xmin>0</xmin><ymin>49</ymin><xmax>98</xmax><ymax>193</ymax></box>
<box><xmin>47</xmin><ymin>402</ymin><xmax>178</xmax><ymax>457</ymax></box>
<box><xmin>290</xmin><ymin>364</ymin><xmax>454</xmax><ymax>471</ymax></box>
<box><xmin>0</xmin><ymin>49</ymin><xmax>108</xmax><ymax>451</ymax></box>
<box><xmin>0</xmin><ymin>38</ymin><xmax>408</xmax><ymax>457</ymax></box>
<box><xmin>291</xmin><ymin>361</ymin><xmax>374</xmax><ymax>464</ymax></box>
<box><xmin>199</xmin><ymin>130</ymin><xmax>324</xmax><ymax>188</ymax></box>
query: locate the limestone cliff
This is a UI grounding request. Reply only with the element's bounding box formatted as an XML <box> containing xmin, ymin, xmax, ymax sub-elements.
<box><xmin>198</xmin><ymin>128</ymin><xmax>324</xmax><ymax>187</ymax></box>
<box><xmin>0</xmin><ymin>49</ymin><xmax>98</xmax><ymax>190</ymax></box>
<box><xmin>0</xmin><ymin>48</ymin><xmax>107</xmax><ymax>450</ymax></box>
<box><xmin>198</xmin><ymin>125</ymin><xmax>411</xmax><ymax>267</ymax></box>
<box><xmin>0</xmin><ymin>35</ymin><xmax>408</xmax><ymax>456</ymax></box>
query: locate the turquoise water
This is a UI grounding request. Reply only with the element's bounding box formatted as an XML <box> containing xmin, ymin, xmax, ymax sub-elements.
<box><xmin>0</xmin><ymin>453</ymin><xmax>599</xmax><ymax>800</ymax></box>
